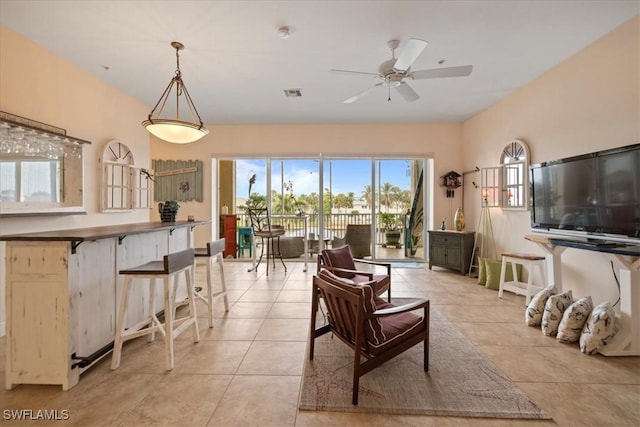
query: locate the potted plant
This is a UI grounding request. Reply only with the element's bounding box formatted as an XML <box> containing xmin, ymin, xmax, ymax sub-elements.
<box><xmin>158</xmin><ymin>200</ymin><xmax>180</xmax><ymax>222</ymax></box>
<box><xmin>379</xmin><ymin>212</ymin><xmax>402</xmax><ymax>248</ymax></box>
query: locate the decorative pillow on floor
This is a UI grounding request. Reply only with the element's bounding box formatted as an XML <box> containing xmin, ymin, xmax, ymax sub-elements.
<box><xmin>525</xmin><ymin>285</ymin><xmax>556</xmax><ymax>326</ymax></box>
<box><xmin>541</xmin><ymin>290</ymin><xmax>573</xmax><ymax>337</ymax></box>
<box><xmin>557</xmin><ymin>296</ymin><xmax>593</xmax><ymax>343</ymax></box>
<box><xmin>484</xmin><ymin>259</ymin><xmax>522</xmax><ymax>291</ymax></box>
<box><xmin>580</xmin><ymin>301</ymin><xmax>617</xmax><ymax>355</ymax></box>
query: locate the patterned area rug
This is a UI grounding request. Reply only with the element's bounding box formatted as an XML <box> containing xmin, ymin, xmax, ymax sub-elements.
<box><xmin>299</xmin><ymin>306</ymin><xmax>551</xmax><ymax>419</ymax></box>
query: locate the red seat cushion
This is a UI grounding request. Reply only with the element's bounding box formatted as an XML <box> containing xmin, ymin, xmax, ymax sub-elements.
<box><xmin>321</xmin><ymin>246</ymin><xmax>357</xmax><ymax>279</ymax></box>
<box><xmin>352</xmin><ymin>274</ymin><xmax>390</xmax><ymax>297</ymax></box>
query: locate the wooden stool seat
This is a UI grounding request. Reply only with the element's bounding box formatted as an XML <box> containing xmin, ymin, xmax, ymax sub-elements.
<box><xmin>194</xmin><ymin>239</ymin><xmax>230</xmax><ymax>328</ymax></box>
<box><xmin>111</xmin><ymin>248</ymin><xmax>200</xmax><ymax>371</ymax></box>
<box><xmin>498</xmin><ymin>252</ymin><xmax>548</xmax><ymax>305</ymax></box>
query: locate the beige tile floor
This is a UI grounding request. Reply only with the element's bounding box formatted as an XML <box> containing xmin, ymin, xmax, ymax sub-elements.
<box><xmin>1</xmin><ymin>260</ymin><xmax>639</xmax><ymax>426</ymax></box>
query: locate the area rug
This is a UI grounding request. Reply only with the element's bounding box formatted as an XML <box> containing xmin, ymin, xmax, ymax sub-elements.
<box><xmin>389</xmin><ymin>261</ymin><xmax>423</xmax><ymax>269</ymax></box>
<box><xmin>299</xmin><ymin>306</ymin><xmax>551</xmax><ymax>419</ymax></box>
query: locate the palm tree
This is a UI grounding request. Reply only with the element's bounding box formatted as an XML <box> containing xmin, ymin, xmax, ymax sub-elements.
<box><xmin>379</xmin><ymin>182</ymin><xmax>398</xmax><ymax>212</ymax></box>
<box><xmin>360</xmin><ymin>185</ymin><xmax>372</xmax><ymax>209</ymax></box>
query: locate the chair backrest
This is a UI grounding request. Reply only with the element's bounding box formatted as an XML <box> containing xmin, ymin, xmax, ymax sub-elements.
<box><xmin>317</xmin><ymin>245</ymin><xmax>357</xmax><ymax>278</ymax></box>
<box><xmin>163</xmin><ymin>248</ymin><xmax>195</xmax><ymax>273</ymax></box>
<box><xmin>343</xmin><ymin>224</ymin><xmax>371</xmax><ymax>258</ymax></box>
<box><xmin>247</xmin><ymin>207</ymin><xmax>272</xmax><ymax>232</ymax></box>
<box><xmin>313</xmin><ymin>275</ymin><xmax>365</xmax><ymax>346</ymax></box>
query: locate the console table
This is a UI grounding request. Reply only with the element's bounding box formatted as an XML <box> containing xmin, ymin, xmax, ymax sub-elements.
<box><xmin>526</xmin><ymin>234</ymin><xmax>639</xmax><ymax>356</ymax></box>
<box><xmin>428</xmin><ymin>230</ymin><xmax>475</xmax><ymax>275</ymax></box>
<box><xmin>1</xmin><ymin>221</ymin><xmax>209</xmax><ymax>390</ymax></box>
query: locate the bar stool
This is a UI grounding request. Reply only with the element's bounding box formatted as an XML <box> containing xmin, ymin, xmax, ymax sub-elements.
<box><xmin>111</xmin><ymin>248</ymin><xmax>200</xmax><ymax>371</ymax></box>
<box><xmin>194</xmin><ymin>239</ymin><xmax>230</xmax><ymax>328</ymax></box>
<box><xmin>498</xmin><ymin>252</ymin><xmax>548</xmax><ymax>305</ymax></box>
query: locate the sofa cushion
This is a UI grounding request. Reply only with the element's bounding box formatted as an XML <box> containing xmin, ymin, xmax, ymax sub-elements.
<box><xmin>541</xmin><ymin>290</ymin><xmax>573</xmax><ymax>337</ymax></box>
<box><xmin>321</xmin><ymin>245</ymin><xmax>356</xmax><ymax>279</ymax></box>
<box><xmin>557</xmin><ymin>296</ymin><xmax>593</xmax><ymax>344</ymax></box>
<box><xmin>526</xmin><ymin>285</ymin><xmax>556</xmax><ymax>327</ymax></box>
<box><xmin>580</xmin><ymin>301</ymin><xmax>617</xmax><ymax>355</ymax></box>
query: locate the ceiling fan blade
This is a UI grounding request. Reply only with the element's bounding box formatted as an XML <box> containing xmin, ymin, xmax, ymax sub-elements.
<box><xmin>330</xmin><ymin>69</ymin><xmax>379</xmax><ymax>77</ymax></box>
<box><xmin>395</xmin><ymin>82</ymin><xmax>420</xmax><ymax>103</ymax></box>
<box><xmin>393</xmin><ymin>38</ymin><xmax>428</xmax><ymax>71</ymax></box>
<box><xmin>411</xmin><ymin>65</ymin><xmax>473</xmax><ymax>80</ymax></box>
<box><xmin>344</xmin><ymin>82</ymin><xmax>384</xmax><ymax>103</ymax></box>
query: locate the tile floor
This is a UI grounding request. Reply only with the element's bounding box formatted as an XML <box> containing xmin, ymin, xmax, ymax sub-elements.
<box><xmin>1</xmin><ymin>260</ymin><xmax>639</xmax><ymax>426</ymax></box>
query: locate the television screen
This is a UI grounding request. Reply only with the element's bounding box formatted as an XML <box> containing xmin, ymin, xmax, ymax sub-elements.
<box><xmin>530</xmin><ymin>144</ymin><xmax>640</xmax><ymax>242</ymax></box>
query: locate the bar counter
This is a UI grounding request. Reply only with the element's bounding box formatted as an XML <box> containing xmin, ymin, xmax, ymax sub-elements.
<box><xmin>1</xmin><ymin>220</ymin><xmax>210</xmax><ymax>390</ymax></box>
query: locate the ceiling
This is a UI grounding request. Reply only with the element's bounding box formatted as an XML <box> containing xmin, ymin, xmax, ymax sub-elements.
<box><xmin>1</xmin><ymin>1</ymin><xmax>637</xmax><ymax>125</ymax></box>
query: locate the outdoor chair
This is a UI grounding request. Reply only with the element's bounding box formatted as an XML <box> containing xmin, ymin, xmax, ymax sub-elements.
<box><xmin>247</xmin><ymin>207</ymin><xmax>286</xmax><ymax>275</ymax></box>
<box><xmin>331</xmin><ymin>224</ymin><xmax>372</xmax><ymax>258</ymax></box>
<box><xmin>310</xmin><ymin>274</ymin><xmax>430</xmax><ymax>405</ymax></box>
<box><xmin>317</xmin><ymin>245</ymin><xmax>391</xmax><ymax>302</ymax></box>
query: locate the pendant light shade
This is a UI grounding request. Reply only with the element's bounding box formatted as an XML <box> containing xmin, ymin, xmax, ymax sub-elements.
<box><xmin>142</xmin><ymin>41</ymin><xmax>208</xmax><ymax>144</ymax></box>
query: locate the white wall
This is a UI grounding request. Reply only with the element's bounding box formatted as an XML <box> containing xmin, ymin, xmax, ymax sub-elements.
<box><xmin>462</xmin><ymin>16</ymin><xmax>639</xmax><ymax>305</ymax></box>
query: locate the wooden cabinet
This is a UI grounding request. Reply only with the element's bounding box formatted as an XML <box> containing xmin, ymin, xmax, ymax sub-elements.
<box><xmin>428</xmin><ymin>230</ymin><xmax>475</xmax><ymax>275</ymax></box>
<box><xmin>219</xmin><ymin>215</ymin><xmax>237</xmax><ymax>258</ymax></box>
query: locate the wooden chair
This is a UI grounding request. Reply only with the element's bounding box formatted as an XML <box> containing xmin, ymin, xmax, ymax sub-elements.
<box><xmin>310</xmin><ymin>274</ymin><xmax>430</xmax><ymax>405</ymax></box>
<box><xmin>332</xmin><ymin>224</ymin><xmax>372</xmax><ymax>258</ymax></box>
<box><xmin>317</xmin><ymin>245</ymin><xmax>391</xmax><ymax>302</ymax></box>
<box><xmin>247</xmin><ymin>207</ymin><xmax>287</xmax><ymax>275</ymax></box>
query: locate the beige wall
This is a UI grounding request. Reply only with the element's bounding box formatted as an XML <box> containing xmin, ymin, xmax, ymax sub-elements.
<box><xmin>0</xmin><ymin>26</ymin><xmax>152</xmax><ymax>335</ymax></box>
<box><xmin>462</xmin><ymin>16</ymin><xmax>640</xmax><ymax>305</ymax></box>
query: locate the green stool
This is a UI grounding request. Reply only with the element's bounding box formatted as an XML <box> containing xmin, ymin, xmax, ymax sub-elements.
<box><xmin>238</xmin><ymin>227</ymin><xmax>253</xmax><ymax>257</ymax></box>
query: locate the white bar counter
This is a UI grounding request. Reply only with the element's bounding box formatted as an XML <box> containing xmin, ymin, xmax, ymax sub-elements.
<box><xmin>1</xmin><ymin>220</ymin><xmax>209</xmax><ymax>390</ymax></box>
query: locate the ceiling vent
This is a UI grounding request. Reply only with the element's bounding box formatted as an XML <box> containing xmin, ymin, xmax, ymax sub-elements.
<box><xmin>283</xmin><ymin>88</ymin><xmax>302</xmax><ymax>97</ymax></box>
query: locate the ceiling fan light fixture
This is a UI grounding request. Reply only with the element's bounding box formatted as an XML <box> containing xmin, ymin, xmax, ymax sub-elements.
<box><xmin>142</xmin><ymin>41</ymin><xmax>208</xmax><ymax>144</ymax></box>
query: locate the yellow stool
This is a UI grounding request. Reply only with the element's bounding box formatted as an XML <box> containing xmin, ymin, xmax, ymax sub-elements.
<box><xmin>111</xmin><ymin>248</ymin><xmax>199</xmax><ymax>370</ymax></box>
<box><xmin>194</xmin><ymin>239</ymin><xmax>230</xmax><ymax>328</ymax></box>
<box><xmin>498</xmin><ymin>252</ymin><xmax>548</xmax><ymax>305</ymax></box>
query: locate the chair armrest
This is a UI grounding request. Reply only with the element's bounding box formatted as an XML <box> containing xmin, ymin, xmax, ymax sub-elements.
<box><xmin>353</xmin><ymin>259</ymin><xmax>392</xmax><ymax>275</ymax></box>
<box><xmin>371</xmin><ymin>299</ymin><xmax>429</xmax><ymax>317</ymax></box>
<box><xmin>321</xmin><ymin>265</ymin><xmax>374</xmax><ymax>280</ymax></box>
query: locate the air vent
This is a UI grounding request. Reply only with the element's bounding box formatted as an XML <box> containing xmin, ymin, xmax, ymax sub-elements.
<box><xmin>283</xmin><ymin>88</ymin><xmax>302</xmax><ymax>97</ymax></box>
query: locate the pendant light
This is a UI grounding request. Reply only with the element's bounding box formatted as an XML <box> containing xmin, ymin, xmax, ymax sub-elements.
<box><xmin>142</xmin><ymin>41</ymin><xmax>208</xmax><ymax>144</ymax></box>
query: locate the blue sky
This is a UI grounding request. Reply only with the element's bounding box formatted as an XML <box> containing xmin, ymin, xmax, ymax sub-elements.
<box><xmin>235</xmin><ymin>159</ymin><xmax>411</xmax><ymax>199</ymax></box>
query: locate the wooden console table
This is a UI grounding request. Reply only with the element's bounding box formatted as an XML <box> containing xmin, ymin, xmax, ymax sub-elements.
<box><xmin>525</xmin><ymin>234</ymin><xmax>639</xmax><ymax>356</ymax></box>
<box><xmin>1</xmin><ymin>220</ymin><xmax>209</xmax><ymax>390</ymax></box>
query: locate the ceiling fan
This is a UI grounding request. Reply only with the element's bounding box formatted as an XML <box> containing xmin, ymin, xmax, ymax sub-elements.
<box><xmin>331</xmin><ymin>39</ymin><xmax>473</xmax><ymax>103</ymax></box>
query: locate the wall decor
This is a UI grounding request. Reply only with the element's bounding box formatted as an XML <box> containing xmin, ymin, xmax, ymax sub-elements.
<box><xmin>99</xmin><ymin>140</ymin><xmax>153</xmax><ymax>211</ymax></box>
<box><xmin>152</xmin><ymin>159</ymin><xmax>203</xmax><ymax>202</ymax></box>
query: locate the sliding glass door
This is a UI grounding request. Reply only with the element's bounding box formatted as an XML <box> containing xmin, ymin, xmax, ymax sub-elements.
<box><xmin>219</xmin><ymin>156</ymin><xmax>428</xmax><ymax>262</ymax></box>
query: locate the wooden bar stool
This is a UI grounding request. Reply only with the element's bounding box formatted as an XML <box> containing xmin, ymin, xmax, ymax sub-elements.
<box><xmin>498</xmin><ymin>252</ymin><xmax>548</xmax><ymax>305</ymax></box>
<box><xmin>111</xmin><ymin>248</ymin><xmax>200</xmax><ymax>371</ymax></box>
<box><xmin>194</xmin><ymin>239</ymin><xmax>230</xmax><ymax>327</ymax></box>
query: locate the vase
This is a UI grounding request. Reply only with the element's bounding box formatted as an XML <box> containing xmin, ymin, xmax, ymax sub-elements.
<box><xmin>158</xmin><ymin>202</ymin><xmax>177</xmax><ymax>223</ymax></box>
<box><xmin>454</xmin><ymin>207</ymin><xmax>465</xmax><ymax>231</ymax></box>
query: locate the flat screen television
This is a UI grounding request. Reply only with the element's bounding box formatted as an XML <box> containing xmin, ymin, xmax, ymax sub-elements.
<box><xmin>530</xmin><ymin>144</ymin><xmax>640</xmax><ymax>244</ymax></box>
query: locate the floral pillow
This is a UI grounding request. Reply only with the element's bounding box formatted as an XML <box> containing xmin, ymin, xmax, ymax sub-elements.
<box><xmin>580</xmin><ymin>301</ymin><xmax>617</xmax><ymax>355</ymax></box>
<box><xmin>541</xmin><ymin>290</ymin><xmax>573</xmax><ymax>336</ymax></box>
<box><xmin>525</xmin><ymin>285</ymin><xmax>556</xmax><ymax>327</ymax></box>
<box><xmin>557</xmin><ymin>296</ymin><xmax>593</xmax><ymax>343</ymax></box>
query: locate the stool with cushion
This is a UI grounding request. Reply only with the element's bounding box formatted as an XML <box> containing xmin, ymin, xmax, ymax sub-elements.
<box><xmin>194</xmin><ymin>239</ymin><xmax>230</xmax><ymax>328</ymax></box>
<box><xmin>498</xmin><ymin>252</ymin><xmax>548</xmax><ymax>305</ymax></box>
<box><xmin>111</xmin><ymin>248</ymin><xmax>200</xmax><ymax>371</ymax></box>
